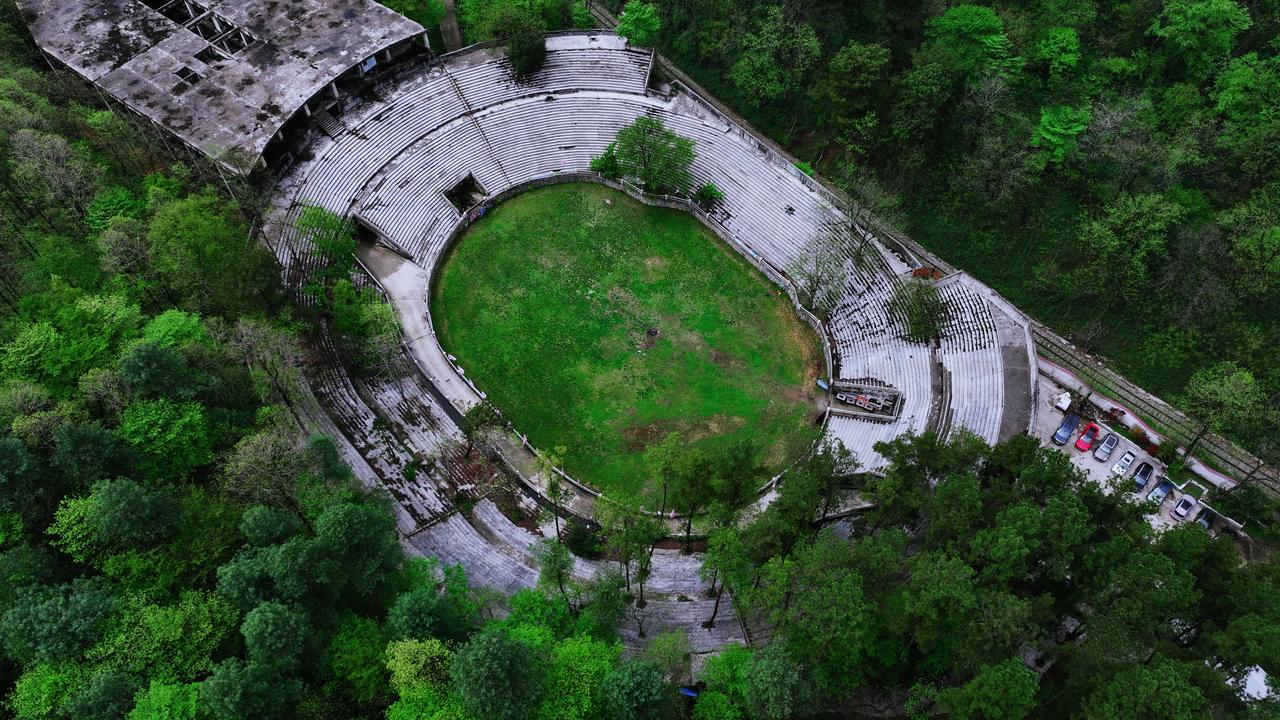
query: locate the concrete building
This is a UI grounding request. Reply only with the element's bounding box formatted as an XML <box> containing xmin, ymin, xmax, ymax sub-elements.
<box><xmin>17</xmin><ymin>0</ymin><xmax>427</xmax><ymax>170</ymax></box>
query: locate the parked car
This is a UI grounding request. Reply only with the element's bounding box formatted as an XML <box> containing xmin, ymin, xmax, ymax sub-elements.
<box><xmin>1147</xmin><ymin>479</ymin><xmax>1174</xmax><ymax>504</ymax></box>
<box><xmin>1197</xmin><ymin>509</ymin><xmax>1217</xmax><ymax>530</ymax></box>
<box><xmin>1075</xmin><ymin>423</ymin><xmax>1102</xmax><ymax>451</ymax></box>
<box><xmin>1052</xmin><ymin>414</ymin><xmax>1081</xmax><ymax>445</ymax></box>
<box><xmin>1132</xmin><ymin>462</ymin><xmax>1155</xmax><ymax>490</ymax></box>
<box><xmin>1093</xmin><ymin>433</ymin><xmax>1119</xmax><ymax>462</ymax></box>
<box><xmin>1111</xmin><ymin>451</ymin><xmax>1137</xmax><ymax>476</ymax></box>
<box><xmin>1171</xmin><ymin>495</ymin><xmax>1197</xmax><ymax>520</ymax></box>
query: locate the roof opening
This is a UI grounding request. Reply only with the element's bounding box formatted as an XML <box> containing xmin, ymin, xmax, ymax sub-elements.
<box><xmin>174</xmin><ymin>65</ymin><xmax>203</xmax><ymax>85</ymax></box>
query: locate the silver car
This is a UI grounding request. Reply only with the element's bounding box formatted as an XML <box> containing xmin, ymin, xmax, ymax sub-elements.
<box><xmin>1171</xmin><ymin>496</ymin><xmax>1197</xmax><ymax>520</ymax></box>
<box><xmin>1110</xmin><ymin>451</ymin><xmax>1137</xmax><ymax>476</ymax></box>
<box><xmin>1094</xmin><ymin>433</ymin><xmax>1119</xmax><ymax>462</ymax></box>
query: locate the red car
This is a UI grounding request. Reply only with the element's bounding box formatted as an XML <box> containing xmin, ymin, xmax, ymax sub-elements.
<box><xmin>1074</xmin><ymin>423</ymin><xmax>1102</xmax><ymax>451</ymax></box>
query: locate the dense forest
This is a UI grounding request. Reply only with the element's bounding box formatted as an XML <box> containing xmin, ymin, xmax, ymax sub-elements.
<box><xmin>577</xmin><ymin>0</ymin><xmax>1280</xmax><ymax>457</ymax></box>
<box><xmin>1</xmin><ymin>1</ymin><xmax>1278</xmax><ymax>719</ymax></box>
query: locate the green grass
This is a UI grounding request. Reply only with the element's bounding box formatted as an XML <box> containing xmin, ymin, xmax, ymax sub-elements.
<box><xmin>431</xmin><ymin>183</ymin><xmax>823</xmax><ymax>496</ymax></box>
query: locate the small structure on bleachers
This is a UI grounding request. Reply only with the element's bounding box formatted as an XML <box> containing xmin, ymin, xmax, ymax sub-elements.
<box><xmin>829</xmin><ymin>380</ymin><xmax>902</xmax><ymax>422</ymax></box>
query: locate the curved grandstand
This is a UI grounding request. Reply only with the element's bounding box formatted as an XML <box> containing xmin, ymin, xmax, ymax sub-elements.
<box><xmin>258</xmin><ymin>32</ymin><xmax>1039</xmax><ymax>655</ymax></box>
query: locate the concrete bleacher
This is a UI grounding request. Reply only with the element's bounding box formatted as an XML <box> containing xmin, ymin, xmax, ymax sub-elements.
<box><xmin>267</xmin><ymin>32</ymin><xmax>1037</xmax><ymax>648</ymax></box>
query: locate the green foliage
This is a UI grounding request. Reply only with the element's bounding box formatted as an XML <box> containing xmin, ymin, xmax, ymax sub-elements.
<box><xmin>48</xmin><ymin>478</ymin><xmax>178</xmax><ymax>565</ymax></box>
<box><xmin>89</xmin><ymin>591</ymin><xmax>237</xmax><ymax>683</ymax></box>
<box><xmin>537</xmin><ymin>635</ymin><xmax>622</xmax><ymax>720</ymax></box>
<box><xmin>570</xmin><ymin>0</ymin><xmax>592</xmax><ymax>28</ymax></box>
<box><xmin>694</xmin><ymin>182</ymin><xmax>724</xmax><ymax>208</ymax></box>
<box><xmin>128</xmin><ymin>681</ymin><xmax>202</xmax><ymax>720</ymax></box>
<box><xmin>1033</xmin><ymin>27</ymin><xmax>1081</xmax><ymax>77</ymax></box>
<box><xmin>10</xmin><ymin>662</ymin><xmax>89</xmax><ymax>720</ymax></box>
<box><xmin>1150</xmin><ymin>0</ymin><xmax>1251</xmax><ymax>76</ymax></box>
<box><xmin>600</xmin><ymin>658</ymin><xmax>669</xmax><ymax>720</ymax></box>
<box><xmin>118</xmin><ymin>399</ymin><xmax>213</xmax><ymax>476</ymax></box>
<box><xmin>202</xmin><ymin>658</ymin><xmax>300</xmax><ymax>720</ymax></box>
<box><xmin>693</xmin><ymin>690</ymin><xmax>743</xmax><ymax>720</ymax></box>
<box><xmin>60</xmin><ymin>669</ymin><xmax>139</xmax><ymax>720</ymax></box>
<box><xmin>927</xmin><ymin>5</ymin><xmax>1011</xmax><ymax>72</ymax></box>
<box><xmin>1029</xmin><ymin>104</ymin><xmax>1092</xmax><ymax>165</ymax></box>
<box><xmin>387</xmin><ymin>638</ymin><xmax>454</xmax><ymax>693</ymax></box>
<box><xmin>85</xmin><ymin>186</ymin><xmax>145</xmax><ymax>232</ymax></box>
<box><xmin>383</xmin><ymin>0</ymin><xmax>447</xmax><ymax>26</ymax></box>
<box><xmin>2</xmin><ymin>287</ymin><xmax>142</xmax><ymax>393</ymax></box>
<box><xmin>142</xmin><ymin>310</ymin><xmax>208</xmax><ymax>349</ymax></box>
<box><xmin>328</xmin><ymin>613</ymin><xmax>390</xmax><ymax>705</ymax></box>
<box><xmin>456</xmin><ymin>0</ymin><xmax>568</xmax><ymax>43</ymax></box>
<box><xmin>939</xmin><ymin>658</ymin><xmax>1039</xmax><ymax>720</ymax></box>
<box><xmin>0</xmin><ymin>577</ymin><xmax>115</xmax><ymax>665</ymax></box>
<box><xmin>147</xmin><ymin>192</ymin><xmax>279</xmax><ymax>315</ymax></box>
<box><xmin>888</xmin><ymin>280</ymin><xmax>947</xmax><ymax>343</ymax></box>
<box><xmin>616</xmin><ymin>1</ymin><xmax>661</xmax><ymax>45</ymax></box>
<box><xmin>241</xmin><ymin>601</ymin><xmax>309</xmax><ymax>671</ymax></box>
<box><xmin>451</xmin><ymin>628</ymin><xmax>545</xmax><ymax>720</ymax></box>
<box><xmin>589</xmin><ymin>142</ymin><xmax>621</xmax><ymax>179</ymax></box>
<box><xmin>614</xmin><ymin>116</ymin><xmax>696</xmax><ymax>194</ymax></box>
<box><xmin>729</xmin><ymin>6</ymin><xmax>820</xmax><ymax>108</ymax></box>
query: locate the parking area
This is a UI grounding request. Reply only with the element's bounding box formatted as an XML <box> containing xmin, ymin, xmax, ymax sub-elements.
<box><xmin>1033</xmin><ymin>376</ymin><xmax>1219</xmax><ymax>532</ymax></box>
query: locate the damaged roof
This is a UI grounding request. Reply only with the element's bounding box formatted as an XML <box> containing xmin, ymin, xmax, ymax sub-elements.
<box><xmin>19</xmin><ymin>0</ymin><xmax>423</xmax><ymax>167</ymax></box>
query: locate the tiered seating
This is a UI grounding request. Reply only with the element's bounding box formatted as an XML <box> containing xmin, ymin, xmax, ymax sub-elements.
<box><xmin>268</xmin><ymin>34</ymin><xmax>1035</xmax><ymax>639</ymax></box>
<box><xmin>936</xmin><ymin>280</ymin><xmax>1004</xmax><ymax>443</ymax></box>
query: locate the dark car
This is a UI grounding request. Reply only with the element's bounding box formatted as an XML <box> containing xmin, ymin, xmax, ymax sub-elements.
<box><xmin>1075</xmin><ymin>423</ymin><xmax>1102</xmax><ymax>451</ymax></box>
<box><xmin>1093</xmin><ymin>433</ymin><xmax>1119</xmax><ymax>462</ymax></box>
<box><xmin>1052</xmin><ymin>414</ymin><xmax>1081</xmax><ymax>445</ymax></box>
<box><xmin>1147</xmin><ymin>479</ymin><xmax>1174</xmax><ymax>505</ymax></box>
<box><xmin>1197</xmin><ymin>509</ymin><xmax>1217</xmax><ymax>530</ymax></box>
<box><xmin>1131</xmin><ymin>462</ymin><xmax>1155</xmax><ymax>491</ymax></box>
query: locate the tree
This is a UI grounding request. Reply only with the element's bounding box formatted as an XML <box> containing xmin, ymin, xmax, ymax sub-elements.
<box><xmin>616</xmin><ymin>1</ymin><xmax>661</xmax><ymax>45</ymax></box>
<box><xmin>728</xmin><ymin>6</ymin><xmax>820</xmax><ymax>109</ymax></box>
<box><xmin>386</xmin><ymin>638</ymin><xmax>454</xmax><ymax>693</ymax></box>
<box><xmin>613</xmin><ymin>115</ymin><xmax>696</xmax><ymax>195</ymax></box>
<box><xmin>1214</xmin><ymin>55</ymin><xmax>1280</xmax><ymax>180</ymax></box>
<box><xmin>328</xmin><ymin>614</ymin><xmax>389</xmax><ymax>705</ymax></box>
<box><xmin>786</xmin><ymin>219</ymin><xmax>849</xmax><ymax>317</ymax></box>
<box><xmin>486</xmin><ymin>4</ymin><xmax>548</xmax><ymax>76</ymax></box>
<box><xmin>459</xmin><ymin>401</ymin><xmax>503</xmax><ymax>457</ymax></box>
<box><xmin>693</xmin><ymin>691</ymin><xmax>743</xmax><ymax>720</ymax></box>
<box><xmin>538</xmin><ymin>635</ymin><xmax>622</xmax><ymax>720</ymax></box>
<box><xmin>90</xmin><ymin>591</ymin><xmax>237</xmax><ymax>683</ymax></box>
<box><xmin>926</xmin><ymin>5</ymin><xmax>1010</xmax><ymax>73</ymax></box>
<box><xmin>128</xmin><ymin>681</ymin><xmax>201</xmax><ymax>720</ymax></box>
<box><xmin>642</xmin><ymin>629</ymin><xmax>692</xmax><ymax>684</ymax></box>
<box><xmin>699</xmin><ymin>527</ymin><xmax>751</xmax><ymax>628</ymax></box>
<box><xmin>533</xmin><ymin>536</ymin><xmax>573</xmax><ymax>600</ymax></box>
<box><xmin>451</xmin><ymin>628</ymin><xmax>545</xmax><ymax>720</ymax></box>
<box><xmin>1032</xmin><ymin>27</ymin><xmax>1080</xmax><ymax>79</ymax></box>
<box><xmin>809</xmin><ymin>40</ymin><xmax>890</xmax><ymax>147</ymax></box>
<box><xmin>146</xmin><ymin>192</ymin><xmax>279</xmax><ymax>315</ymax></box>
<box><xmin>1071</xmin><ymin>193</ymin><xmax>1185</xmax><ymax>306</ymax></box>
<box><xmin>118</xmin><ymin>398</ymin><xmax>213</xmax><ymax>477</ymax></box>
<box><xmin>1149</xmin><ymin>0</ymin><xmax>1251</xmax><ymax>77</ymax></box>
<box><xmin>1180</xmin><ymin>361</ymin><xmax>1275</xmax><ymax>452</ymax></box>
<box><xmin>1081</xmin><ymin>657</ymin><xmax>1209</xmax><ymax>720</ymax></box>
<box><xmin>387</xmin><ymin>586</ymin><xmax>468</xmax><ymax>643</ymax></box>
<box><xmin>48</xmin><ymin>478</ymin><xmax>177</xmax><ymax>565</ymax></box>
<box><xmin>59</xmin><ymin>669</ymin><xmax>138</xmax><ymax>720</ymax></box>
<box><xmin>382</xmin><ymin>0</ymin><xmax>446</xmax><ymax>26</ymax></box>
<box><xmin>749</xmin><ymin>531</ymin><xmax>867</xmax><ymax>692</ymax></box>
<box><xmin>601</xmin><ymin>658</ymin><xmax>669</xmax><ymax>720</ymax></box>
<box><xmin>742</xmin><ymin>643</ymin><xmax>809</xmax><ymax>720</ymax></box>
<box><xmin>0</xmin><ymin>577</ymin><xmax>115</xmax><ymax>665</ymax></box>
<box><xmin>1029</xmin><ymin>104</ymin><xmax>1093</xmax><ymax>166</ymax></box>
<box><xmin>939</xmin><ymin>658</ymin><xmax>1039</xmax><ymax>720</ymax></box>
<box><xmin>202</xmin><ymin>658</ymin><xmax>300</xmax><ymax>720</ymax></box>
<box><xmin>240</xmin><ymin>602</ymin><xmax>309</xmax><ymax>672</ymax></box>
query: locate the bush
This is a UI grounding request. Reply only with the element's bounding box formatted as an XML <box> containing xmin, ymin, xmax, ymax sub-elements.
<box><xmin>794</xmin><ymin>161</ymin><xmax>815</xmax><ymax>177</ymax></box>
<box><xmin>888</xmin><ymin>280</ymin><xmax>946</xmax><ymax>343</ymax></box>
<box><xmin>571</xmin><ymin>0</ymin><xmax>593</xmax><ymax>27</ymax></box>
<box><xmin>487</xmin><ymin>5</ymin><xmax>548</xmax><ymax>76</ymax></box>
<box><xmin>563</xmin><ymin>521</ymin><xmax>599</xmax><ymax>558</ymax></box>
<box><xmin>694</xmin><ymin>182</ymin><xmax>725</xmax><ymax>208</ymax></box>
<box><xmin>590</xmin><ymin>142</ymin><xmax>621</xmax><ymax>180</ymax></box>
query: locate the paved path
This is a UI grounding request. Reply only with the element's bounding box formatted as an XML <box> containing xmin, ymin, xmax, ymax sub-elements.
<box><xmin>439</xmin><ymin>0</ymin><xmax>463</xmax><ymax>51</ymax></box>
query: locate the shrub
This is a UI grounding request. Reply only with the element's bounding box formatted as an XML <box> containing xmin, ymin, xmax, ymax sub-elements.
<box><xmin>694</xmin><ymin>182</ymin><xmax>725</xmax><ymax>208</ymax></box>
<box><xmin>589</xmin><ymin>142</ymin><xmax>621</xmax><ymax>180</ymax></box>
<box><xmin>888</xmin><ymin>280</ymin><xmax>946</xmax><ymax>343</ymax></box>
<box><xmin>563</xmin><ymin>521</ymin><xmax>599</xmax><ymax>558</ymax></box>
<box><xmin>794</xmin><ymin>161</ymin><xmax>815</xmax><ymax>177</ymax></box>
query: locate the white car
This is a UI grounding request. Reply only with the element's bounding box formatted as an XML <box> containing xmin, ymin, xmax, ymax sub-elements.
<box><xmin>1110</xmin><ymin>451</ymin><xmax>1137</xmax><ymax>476</ymax></box>
<box><xmin>1171</xmin><ymin>496</ymin><xmax>1197</xmax><ymax>520</ymax></box>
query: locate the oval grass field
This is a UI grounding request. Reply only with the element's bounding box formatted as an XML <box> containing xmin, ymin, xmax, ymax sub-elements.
<box><xmin>431</xmin><ymin>183</ymin><xmax>823</xmax><ymax>496</ymax></box>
